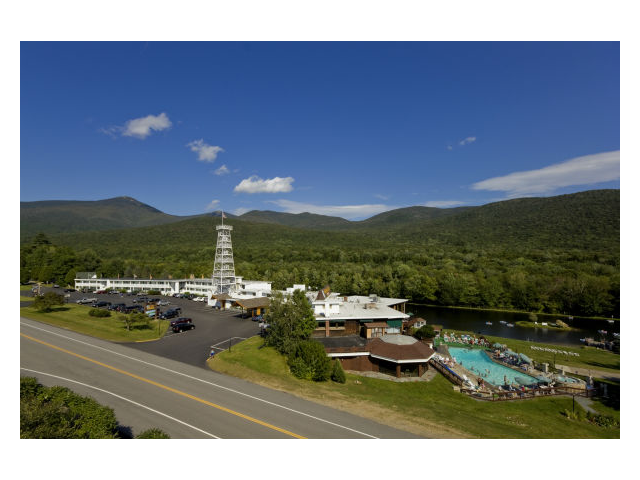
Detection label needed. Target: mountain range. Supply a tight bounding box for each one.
[21,190,620,252]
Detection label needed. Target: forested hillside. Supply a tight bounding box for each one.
[20,196,193,238]
[20,190,620,318]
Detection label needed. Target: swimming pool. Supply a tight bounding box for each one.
[448,347,539,386]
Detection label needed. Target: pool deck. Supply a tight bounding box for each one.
[440,344,579,391]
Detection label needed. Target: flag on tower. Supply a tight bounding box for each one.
[221,211,226,219]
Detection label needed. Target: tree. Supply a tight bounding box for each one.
[413,324,436,340]
[288,340,332,381]
[331,359,346,383]
[264,290,316,355]
[33,292,64,312]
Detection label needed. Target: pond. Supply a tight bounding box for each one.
[408,304,618,347]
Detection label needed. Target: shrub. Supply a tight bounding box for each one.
[20,377,119,438]
[331,360,346,383]
[413,324,435,340]
[89,308,111,318]
[288,340,332,382]
[136,428,171,439]
[587,412,619,428]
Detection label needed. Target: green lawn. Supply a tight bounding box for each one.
[208,336,619,439]
[20,304,169,342]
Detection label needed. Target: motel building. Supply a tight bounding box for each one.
[74,272,272,300]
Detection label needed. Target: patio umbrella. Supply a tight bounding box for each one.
[492,343,503,348]
[515,376,533,385]
[519,353,532,364]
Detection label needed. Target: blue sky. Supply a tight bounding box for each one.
[20,41,620,219]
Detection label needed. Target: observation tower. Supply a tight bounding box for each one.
[212,212,236,295]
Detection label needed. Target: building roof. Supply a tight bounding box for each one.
[367,338,435,363]
[212,293,233,300]
[233,297,270,309]
[346,295,408,306]
[317,302,409,321]
[316,334,435,364]
[364,322,389,328]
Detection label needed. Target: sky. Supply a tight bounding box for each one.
[20,41,620,219]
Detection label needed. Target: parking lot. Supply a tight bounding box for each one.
[25,288,263,369]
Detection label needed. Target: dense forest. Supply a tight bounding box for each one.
[20,190,620,318]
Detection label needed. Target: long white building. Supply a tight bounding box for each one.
[74,272,271,298]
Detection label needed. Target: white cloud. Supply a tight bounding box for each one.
[187,139,224,162]
[234,176,294,194]
[447,145,453,151]
[374,194,390,200]
[213,164,230,176]
[205,199,220,211]
[423,200,465,208]
[233,207,251,216]
[459,136,477,146]
[121,112,172,139]
[472,150,620,197]
[100,113,172,139]
[268,199,396,220]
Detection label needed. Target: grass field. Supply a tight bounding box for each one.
[208,336,619,439]
[20,303,169,342]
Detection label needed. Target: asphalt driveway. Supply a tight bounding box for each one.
[26,288,262,369]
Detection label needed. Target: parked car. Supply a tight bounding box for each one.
[157,300,170,306]
[172,322,195,333]
[170,317,192,327]
[251,315,264,322]
[91,301,111,308]
[159,309,179,319]
[76,297,98,304]
[53,284,60,288]
[64,288,76,292]
[108,303,125,311]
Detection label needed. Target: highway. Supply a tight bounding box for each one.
[20,317,421,439]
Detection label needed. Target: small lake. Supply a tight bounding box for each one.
[409,305,619,347]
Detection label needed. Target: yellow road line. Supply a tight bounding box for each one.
[20,332,306,439]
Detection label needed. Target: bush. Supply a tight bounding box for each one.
[413,324,435,340]
[89,308,111,318]
[331,360,346,383]
[288,340,332,382]
[147,290,161,295]
[587,412,619,428]
[20,377,119,438]
[136,428,171,439]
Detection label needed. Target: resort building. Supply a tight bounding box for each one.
[74,272,271,299]
[304,286,409,338]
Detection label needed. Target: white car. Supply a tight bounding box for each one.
[76,297,98,304]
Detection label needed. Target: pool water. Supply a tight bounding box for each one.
[448,347,539,386]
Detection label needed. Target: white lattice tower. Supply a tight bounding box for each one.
[212,214,236,295]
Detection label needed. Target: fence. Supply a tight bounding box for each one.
[460,385,596,401]
[430,359,596,401]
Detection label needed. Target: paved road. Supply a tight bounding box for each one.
[20,317,421,439]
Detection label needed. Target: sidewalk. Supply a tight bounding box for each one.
[555,364,620,382]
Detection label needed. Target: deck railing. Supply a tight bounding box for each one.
[430,360,597,401]
[460,385,597,401]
